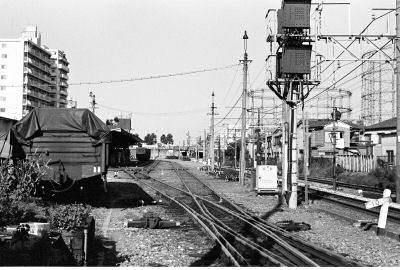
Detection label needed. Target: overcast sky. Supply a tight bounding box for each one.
[0,0,395,144]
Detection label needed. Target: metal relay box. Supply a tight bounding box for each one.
[281,0,311,29]
[256,165,279,194]
[281,45,312,74]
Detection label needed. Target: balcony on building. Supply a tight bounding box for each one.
[24,87,52,103]
[25,68,52,84]
[26,97,50,108]
[25,44,52,65]
[59,89,68,97]
[58,63,69,72]
[25,78,51,93]
[24,57,50,73]
[60,81,68,88]
[50,69,57,77]
[60,73,69,80]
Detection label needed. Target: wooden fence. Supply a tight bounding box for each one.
[336,155,377,173]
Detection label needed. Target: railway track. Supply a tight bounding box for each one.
[123,160,361,267]
[303,186,400,224]
[299,176,386,194]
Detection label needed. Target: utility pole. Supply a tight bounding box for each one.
[396,0,400,203]
[218,135,221,170]
[203,129,207,163]
[282,102,288,194]
[209,92,216,171]
[223,124,228,166]
[287,81,299,209]
[186,131,191,149]
[332,107,337,191]
[240,31,251,185]
[256,108,261,165]
[250,91,255,167]
[89,91,97,114]
[303,107,309,205]
[234,133,238,169]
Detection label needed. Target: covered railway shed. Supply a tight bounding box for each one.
[108,128,143,167]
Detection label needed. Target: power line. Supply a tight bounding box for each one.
[98,103,208,116]
[0,63,239,88]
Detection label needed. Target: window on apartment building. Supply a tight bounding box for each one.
[1,44,6,48]
[0,65,6,69]
[0,86,5,91]
[1,54,7,58]
[0,108,5,112]
[0,97,6,101]
[378,134,382,144]
[0,75,6,80]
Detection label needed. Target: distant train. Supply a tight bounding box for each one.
[136,147,151,161]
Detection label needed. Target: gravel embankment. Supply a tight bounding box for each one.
[181,160,400,267]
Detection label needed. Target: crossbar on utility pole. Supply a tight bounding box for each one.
[240,31,251,185]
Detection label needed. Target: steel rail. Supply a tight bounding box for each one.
[130,161,359,266]
[170,162,361,267]
[176,166,301,266]
[173,168,250,266]
[168,163,320,266]
[123,169,241,266]
[299,176,385,194]
[128,167,315,266]
[140,162,291,266]
[306,189,400,224]
[198,201,293,266]
[134,168,321,266]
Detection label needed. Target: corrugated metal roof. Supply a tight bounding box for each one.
[365,117,396,131]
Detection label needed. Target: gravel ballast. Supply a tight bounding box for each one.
[91,166,216,267]
[92,160,400,266]
[181,160,400,267]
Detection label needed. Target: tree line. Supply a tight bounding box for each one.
[143,133,174,145]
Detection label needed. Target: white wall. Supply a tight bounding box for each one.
[0,40,24,120]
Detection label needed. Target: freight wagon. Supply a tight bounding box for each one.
[10,108,111,193]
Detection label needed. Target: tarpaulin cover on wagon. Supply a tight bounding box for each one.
[0,116,19,159]
[11,108,111,145]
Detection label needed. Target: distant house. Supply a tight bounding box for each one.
[297,119,363,157]
[363,117,396,163]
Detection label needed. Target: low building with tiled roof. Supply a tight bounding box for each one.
[297,119,364,157]
[364,117,396,163]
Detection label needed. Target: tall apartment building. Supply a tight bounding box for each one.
[49,49,69,108]
[0,26,69,120]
